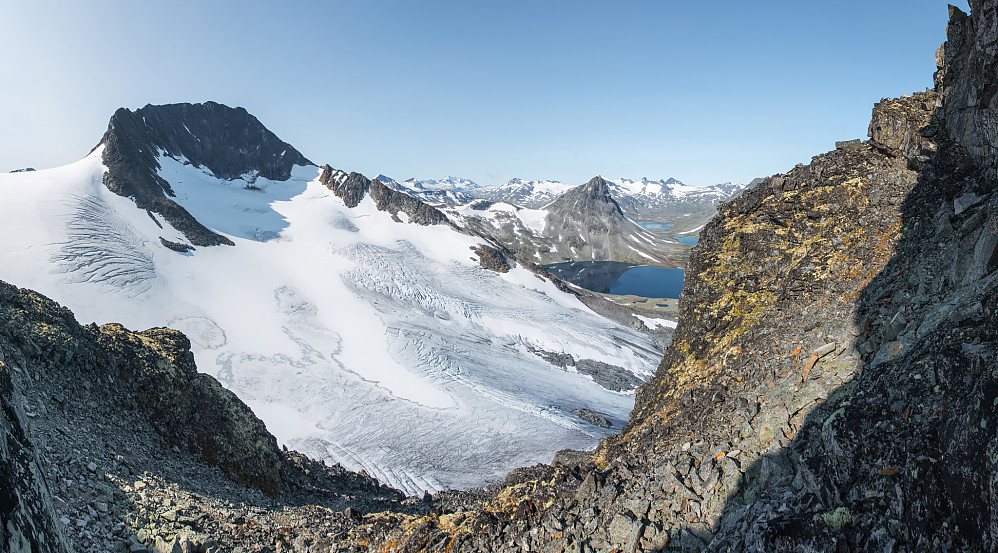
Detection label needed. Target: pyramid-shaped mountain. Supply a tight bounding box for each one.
[97,101,313,246]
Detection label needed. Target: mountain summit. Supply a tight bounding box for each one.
[551,176,625,219]
[97,101,313,246]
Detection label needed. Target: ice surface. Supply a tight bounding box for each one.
[0,152,661,495]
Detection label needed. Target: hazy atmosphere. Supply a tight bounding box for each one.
[0,0,969,185]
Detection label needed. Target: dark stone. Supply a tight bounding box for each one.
[572,408,612,428]
[0,361,71,552]
[471,245,511,273]
[835,139,862,150]
[159,237,194,253]
[574,359,643,392]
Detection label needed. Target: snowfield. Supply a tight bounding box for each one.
[0,151,662,495]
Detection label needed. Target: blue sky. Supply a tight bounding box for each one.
[0,0,969,186]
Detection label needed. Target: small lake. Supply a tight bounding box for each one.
[637,222,673,230]
[543,261,684,298]
[677,236,699,246]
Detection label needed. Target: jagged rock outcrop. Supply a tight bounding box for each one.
[318,166,452,226]
[98,101,312,246]
[936,3,998,178]
[471,245,513,273]
[97,324,286,497]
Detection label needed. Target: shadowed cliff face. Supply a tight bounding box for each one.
[1,362,71,553]
[936,2,998,180]
[98,101,313,247]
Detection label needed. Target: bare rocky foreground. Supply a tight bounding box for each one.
[4,2,998,552]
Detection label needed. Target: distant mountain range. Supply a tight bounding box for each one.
[377,173,751,223]
[446,177,688,266]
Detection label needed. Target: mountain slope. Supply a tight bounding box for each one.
[478,175,746,223]
[0,103,664,496]
[5,4,998,552]
[543,176,684,265]
[377,174,478,206]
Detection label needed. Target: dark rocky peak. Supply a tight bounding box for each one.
[549,176,625,219]
[580,175,612,197]
[103,102,312,181]
[97,102,313,248]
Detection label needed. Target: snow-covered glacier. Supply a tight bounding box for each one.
[0,150,662,494]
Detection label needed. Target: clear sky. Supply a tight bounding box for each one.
[0,0,970,187]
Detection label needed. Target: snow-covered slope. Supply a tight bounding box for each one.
[0,108,663,495]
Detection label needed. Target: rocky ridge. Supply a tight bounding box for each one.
[318,167,452,227]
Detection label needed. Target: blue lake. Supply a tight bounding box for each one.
[543,261,685,299]
[677,236,699,246]
[637,222,673,230]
